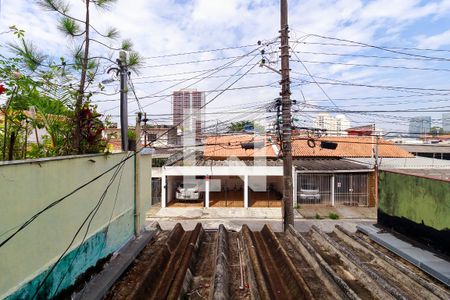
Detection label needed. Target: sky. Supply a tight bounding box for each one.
[2,0,450,135]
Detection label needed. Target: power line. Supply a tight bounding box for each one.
[295,80,450,93]
[102,50,261,113]
[139,51,277,69]
[293,34,450,62]
[141,43,259,60]
[131,64,254,80]
[293,59,450,72]
[293,41,450,54]
[0,48,266,250]
[292,50,355,122]
[31,155,130,299]
[128,75,144,113]
[294,50,450,62]
[128,71,274,85]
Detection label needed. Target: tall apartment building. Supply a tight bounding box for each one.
[313,113,351,136]
[172,89,205,144]
[443,113,450,133]
[409,116,431,135]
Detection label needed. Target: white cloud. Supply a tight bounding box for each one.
[0,0,449,132]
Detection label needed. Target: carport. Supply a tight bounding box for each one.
[248,176,283,207]
[160,159,283,208]
[166,175,205,207]
[209,176,244,207]
[294,159,373,206]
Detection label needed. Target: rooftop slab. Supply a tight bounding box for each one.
[357,224,450,287]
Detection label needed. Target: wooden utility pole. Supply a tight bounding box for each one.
[280,0,294,229]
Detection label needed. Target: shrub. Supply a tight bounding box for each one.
[329,212,340,220]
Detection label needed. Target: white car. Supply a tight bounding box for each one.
[299,184,321,202]
[176,183,200,200]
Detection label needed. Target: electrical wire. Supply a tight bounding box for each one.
[128,75,144,113]
[293,59,450,73]
[141,43,259,60]
[291,50,355,122]
[0,46,266,250]
[31,154,130,299]
[293,34,450,62]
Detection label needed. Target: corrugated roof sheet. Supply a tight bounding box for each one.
[349,156,450,169]
[291,137,413,158]
[294,158,370,171]
[399,144,450,153]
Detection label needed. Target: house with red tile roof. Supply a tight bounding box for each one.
[153,134,414,209]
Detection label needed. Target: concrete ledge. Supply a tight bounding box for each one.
[73,229,158,300]
[148,207,283,219]
[357,224,450,287]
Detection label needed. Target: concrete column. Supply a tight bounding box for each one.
[244,175,249,208]
[161,175,166,208]
[292,168,297,207]
[205,176,210,208]
[331,174,335,207]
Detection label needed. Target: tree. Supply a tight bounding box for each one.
[29,0,141,153]
[0,55,41,160]
[229,121,265,133]
[430,126,444,136]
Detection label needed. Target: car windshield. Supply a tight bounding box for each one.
[180,184,197,189]
[301,185,318,190]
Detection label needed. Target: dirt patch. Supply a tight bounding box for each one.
[187,232,217,299]
[228,232,251,299]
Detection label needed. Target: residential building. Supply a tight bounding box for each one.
[172,89,205,144]
[313,113,351,136]
[346,124,375,136]
[155,134,412,209]
[397,144,450,160]
[443,113,450,133]
[409,116,431,135]
[313,113,334,133]
[334,114,351,136]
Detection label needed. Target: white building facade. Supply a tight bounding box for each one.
[313,113,351,136]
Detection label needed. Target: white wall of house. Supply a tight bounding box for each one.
[161,166,284,208]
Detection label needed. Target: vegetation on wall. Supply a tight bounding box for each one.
[0,1,142,160]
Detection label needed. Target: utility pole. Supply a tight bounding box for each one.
[119,51,129,151]
[143,112,148,146]
[135,112,142,236]
[280,0,294,230]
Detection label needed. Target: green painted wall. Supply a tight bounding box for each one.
[0,153,150,299]
[378,171,450,231]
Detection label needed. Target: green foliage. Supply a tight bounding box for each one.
[9,25,25,39]
[121,39,133,51]
[37,0,70,13]
[127,51,142,73]
[430,126,444,136]
[153,158,168,167]
[78,104,106,154]
[328,212,340,220]
[128,129,136,141]
[7,39,47,71]
[105,27,120,39]
[229,120,265,133]
[315,213,321,219]
[58,17,81,36]
[95,0,118,10]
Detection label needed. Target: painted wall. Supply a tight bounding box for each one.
[378,171,450,255]
[0,153,149,299]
